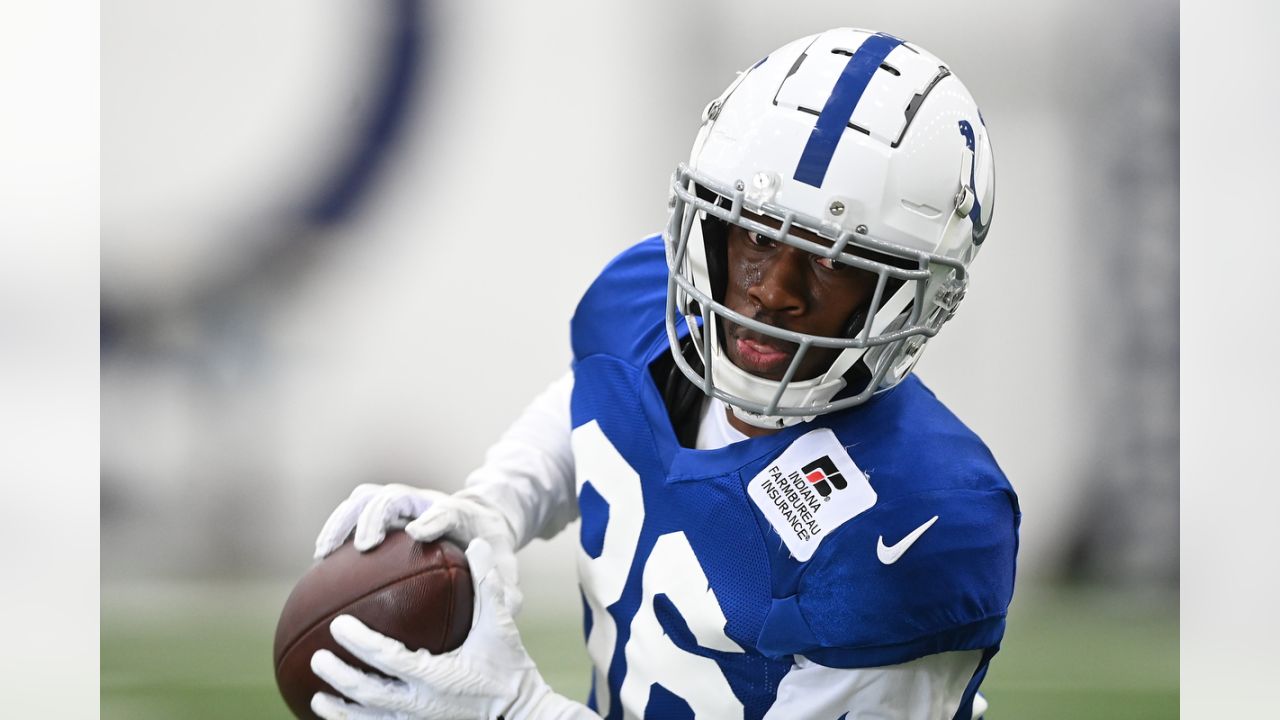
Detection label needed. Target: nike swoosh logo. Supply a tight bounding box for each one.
[876,515,940,565]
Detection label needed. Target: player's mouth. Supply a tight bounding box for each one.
[730,331,797,379]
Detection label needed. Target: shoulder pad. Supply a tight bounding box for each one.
[571,235,672,366]
[756,487,1019,667]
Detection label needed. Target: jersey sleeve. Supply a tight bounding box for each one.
[756,486,1019,668]
[456,371,579,549]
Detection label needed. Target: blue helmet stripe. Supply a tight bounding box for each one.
[793,33,903,188]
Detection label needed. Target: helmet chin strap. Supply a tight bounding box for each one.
[714,281,919,429]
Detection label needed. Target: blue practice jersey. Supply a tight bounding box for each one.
[568,236,1020,720]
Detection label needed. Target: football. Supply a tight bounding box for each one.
[272,531,473,719]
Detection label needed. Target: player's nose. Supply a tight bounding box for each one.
[750,247,808,316]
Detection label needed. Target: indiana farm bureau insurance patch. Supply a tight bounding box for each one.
[746,428,877,561]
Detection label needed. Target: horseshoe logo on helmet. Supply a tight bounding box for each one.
[958,120,992,246]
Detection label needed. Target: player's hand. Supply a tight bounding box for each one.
[309,539,596,720]
[314,483,520,603]
[313,483,522,611]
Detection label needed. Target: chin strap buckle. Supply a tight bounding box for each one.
[933,277,968,322]
[889,335,927,379]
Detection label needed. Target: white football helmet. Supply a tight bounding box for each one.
[664,27,995,429]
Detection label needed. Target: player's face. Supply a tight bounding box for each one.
[720,212,879,382]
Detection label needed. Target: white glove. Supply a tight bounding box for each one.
[972,691,988,718]
[313,483,521,606]
[309,539,596,720]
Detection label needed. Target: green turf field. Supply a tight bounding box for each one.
[101,581,1176,718]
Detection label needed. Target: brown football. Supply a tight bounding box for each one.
[272,531,473,719]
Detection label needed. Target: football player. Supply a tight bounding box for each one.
[308,27,1018,720]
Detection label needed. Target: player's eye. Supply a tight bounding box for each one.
[746,230,777,249]
[814,255,842,271]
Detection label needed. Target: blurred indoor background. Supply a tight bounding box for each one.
[101,0,1178,717]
